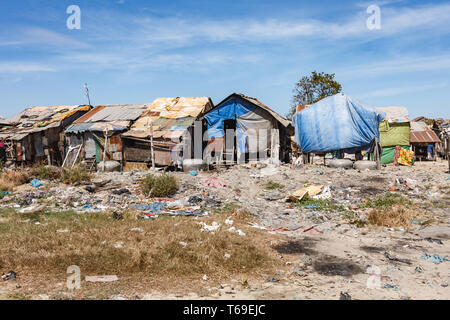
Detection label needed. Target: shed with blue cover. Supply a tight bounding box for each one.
[203,93,292,164]
[292,93,385,153]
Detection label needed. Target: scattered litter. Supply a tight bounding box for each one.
[203,177,226,188]
[384,252,411,265]
[1,270,17,281]
[57,229,69,233]
[189,170,198,176]
[199,221,221,232]
[340,292,351,300]
[129,227,143,232]
[114,241,124,249]
[85,275,118,283]
[265,278,280,283]
[18,205,46,214]
[424,237,443,245]
[421,253,450,264]
[202,275,208,281]
[224,253,231,259]
[30,179,43,188]
[179,241,188,248]
[225,218,234,225]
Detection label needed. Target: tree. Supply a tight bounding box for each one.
[287,71,342,119]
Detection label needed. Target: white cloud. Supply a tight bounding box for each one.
[0,62,55,73]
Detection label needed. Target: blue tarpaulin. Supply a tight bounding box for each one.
[292,94,385,153]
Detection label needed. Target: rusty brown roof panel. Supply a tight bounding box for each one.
[410,130,441,143]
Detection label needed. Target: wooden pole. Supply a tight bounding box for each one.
[150,123,155,170]
[447,136,450,173]
[103,128,108,172]
[375,137,381,170]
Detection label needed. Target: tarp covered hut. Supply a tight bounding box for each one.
[64,104,149,167]
[292,93,385,153]
[121,97,214,168]
[0,105,91,165]
[375,106,411,164]
[202,93,292,164]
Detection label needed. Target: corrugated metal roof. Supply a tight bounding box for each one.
[123,97,214,139]
[410,121,441,143]
[1,105,91,140]
[212,93,291,128]
[81,104,150,123]
[410,130,441,143]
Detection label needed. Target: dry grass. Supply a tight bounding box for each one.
[366,205,426,228]
[61,164,91,185]
[0,206,281,294]
[0,170,33,192]
[141,174,178,197]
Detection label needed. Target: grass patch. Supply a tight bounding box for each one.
[62,164,91,185]
[366,205,423,228]
[33,165,62,181]
[359,192,410,210]
[0,170,33,192]
[264,181,284,190]
[0,207,279,289]
[141,174,178,197]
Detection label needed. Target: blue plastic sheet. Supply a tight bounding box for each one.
[293,94,385,153]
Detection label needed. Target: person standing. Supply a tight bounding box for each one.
[0,141,7,164]
[427,144,434,161]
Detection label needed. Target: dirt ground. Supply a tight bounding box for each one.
[0,159,449,300]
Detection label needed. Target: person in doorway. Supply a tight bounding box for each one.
[427,144,434,161]
[0,141,7,164]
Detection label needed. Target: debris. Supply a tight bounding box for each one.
[423,237,443,245]
[179,241,188,248]
[384,252,411,265]
[130,227,143,232]
[189,170,198,176]
[199,221,221,232]
[421,253,450,264]
[85,275,118,283]
[114,241,124,248]
[188,195,203,205]
[203,177,226,188]
[1,270,17,281]
[18,205,46,214]
[30,178,43,188]
[112,211,123,220]
[224,253,231,259]
[57,229,69,233]
[340,292,351,300]
[265,278,280,282]
[112,188,131,195]
[202,275,208,281]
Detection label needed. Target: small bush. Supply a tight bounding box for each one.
[360,192,410,210]
[62,164,91,185]
[141,174,178,197]
[33,165,62,181]
[264,181,284,190]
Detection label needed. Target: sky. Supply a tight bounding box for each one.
[0,0,449,119]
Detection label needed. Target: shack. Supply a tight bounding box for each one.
[410,120,441,161]
[121,97,214,169]
[293,93,385,155]
[64,104,149,168]
[202,93,292,165]
[0,105,91,166]
[376,106,411,164]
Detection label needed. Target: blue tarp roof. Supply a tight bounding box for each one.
[293,93,386,153]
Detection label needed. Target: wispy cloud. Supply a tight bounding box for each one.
[360,82,448,98]
[0,62,55,73]
[338,55,450,78]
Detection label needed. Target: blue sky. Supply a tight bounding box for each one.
[0,0,449,119]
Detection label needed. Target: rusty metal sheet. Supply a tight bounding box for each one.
[410,130,441,143]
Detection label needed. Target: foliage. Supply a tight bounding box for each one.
[141,174,178,197]
[288,71,342,118]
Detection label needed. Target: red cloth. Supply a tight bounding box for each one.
[0,142,5,148]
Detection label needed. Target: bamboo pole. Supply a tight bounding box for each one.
[150,123,155,170]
